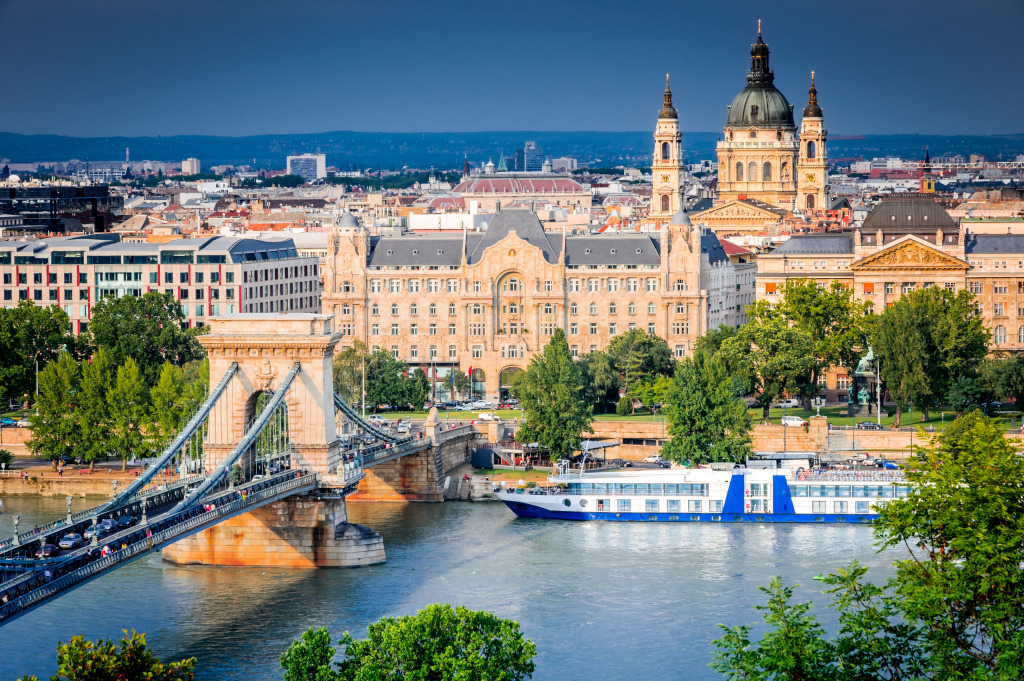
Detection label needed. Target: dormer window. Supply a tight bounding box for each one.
[386,249,393,255]
[585,249,591,254]
[610,249,617,255]
[412,249,419,255]
[437,249,444,254]
[636,248,642,254]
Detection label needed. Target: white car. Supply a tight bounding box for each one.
[780,415,808,427]
[396,420,410,434]
[469,400,493,409]
[643,454,663,464]
[775,398,801,409]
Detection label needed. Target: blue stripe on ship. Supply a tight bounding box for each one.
[501,500,878,524]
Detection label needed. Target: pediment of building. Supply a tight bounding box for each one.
[851,236,967,271]
[694,201,782,221]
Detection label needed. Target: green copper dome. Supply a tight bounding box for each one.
[725,30,795,129]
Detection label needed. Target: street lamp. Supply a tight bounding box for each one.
[12,515,20,546]
[65,495,73,524]
[111,479,118,499]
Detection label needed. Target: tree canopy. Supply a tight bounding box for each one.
[663,351,752,464]
[87,291,204,384]
[711,415,1024,680]
[511,328,593,460]
[0,301,77,402]
[280,605,536,681]
[19,630,195,681]
[872,286,988,425]
[720,301,816,420]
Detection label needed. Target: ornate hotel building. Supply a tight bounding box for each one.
[320,87,756,401]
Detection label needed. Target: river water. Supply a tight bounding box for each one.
[0,495,898,680]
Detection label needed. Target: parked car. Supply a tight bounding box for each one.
[438,401,456,410]
[16,418,29,427]
[34,543,59,559]
[643,454,663,464]
[774,398,801,409]
[780,415,808,427]
[0,417,15,426]
[881,460,900,470]
[57,533,83,550]
[856,421,883,430]
[455,403,474,411]
[468,400,493,409]
[618,459,634,468]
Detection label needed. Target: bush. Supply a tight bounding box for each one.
[0,449,13,468]
[616,396,632,416]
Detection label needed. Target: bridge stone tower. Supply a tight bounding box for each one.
[200,314,342,479]
[163,314,384,568]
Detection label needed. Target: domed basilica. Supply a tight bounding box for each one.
[713,23,827,213]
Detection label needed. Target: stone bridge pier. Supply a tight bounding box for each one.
[163,314,384,568]
[350,413,481,502]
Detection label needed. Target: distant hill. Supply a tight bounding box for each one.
[1,130,1022,169]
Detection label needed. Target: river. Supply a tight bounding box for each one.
[0,495,898,680]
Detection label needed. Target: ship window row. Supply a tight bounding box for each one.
[568,482,708,496]
[596,499,725,513]
[789,484,912,498]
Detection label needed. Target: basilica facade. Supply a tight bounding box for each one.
[700,26,827,228]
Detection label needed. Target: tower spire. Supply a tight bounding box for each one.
[659,73,677,119]
[803,70,822,117]
[758,18,761,35]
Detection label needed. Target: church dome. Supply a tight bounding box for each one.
[725,27,795,129]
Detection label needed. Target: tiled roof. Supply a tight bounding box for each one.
[966,235,1024,255]
[453,175,586,194]
[564,235,660,266]
[862,195,956,230]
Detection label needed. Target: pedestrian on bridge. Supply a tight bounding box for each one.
[44,569,52,582]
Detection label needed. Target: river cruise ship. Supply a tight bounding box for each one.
[496,465,911,523]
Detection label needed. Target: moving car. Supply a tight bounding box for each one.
[469,400,493,409]
[856,421,883,430]
[115,515,136,530]
[83,524,107,541]
[642,454,663,464]
[57,533,83,550]
[396,420,410,434]
[99,518,117,533]
[34,543,59,559]
[780,415,808,427]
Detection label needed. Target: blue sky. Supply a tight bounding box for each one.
[0,0,1020,136]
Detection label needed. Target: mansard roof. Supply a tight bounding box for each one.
[966,234,1024,255]
[563,234,661,266]
[861,194,956,232]
[771,234,855,255]
[467,208,557,264]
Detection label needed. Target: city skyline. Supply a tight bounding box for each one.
[1,0,1021,138]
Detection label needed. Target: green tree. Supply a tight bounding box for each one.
[179,358,209,417]
[408,368,430,408]
[720,302,816,421]
[663,352,752,464]
[0,301,76,404]
[873,287,988,426]
[87,292,204,384]
[711,415,1024,680]
[578,350,618,411]
[778,279,870,402]
[26,352,82,466]
[510,328,593,460]
[332,341,368,404]
[150,362,188,444]
[280,626,338,681]
[607,329,674,403]
[108,357,152,471]
[336,604,536,681]
[945,375,981,418]
[76,348,114,472]
[440,368,470,400]
[18,629,195,681]
[636,374,672,411]
[363,350,409,411]
[978,356,1024,407]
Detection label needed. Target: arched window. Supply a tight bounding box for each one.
[609,302,617,315]
[748,162,758,182]
[661,195,670,213]
[509,302,519,314]
[371,303,379,315]
[628,302,636,315]
[410,303,418,316]
[589,302,598,315]
[805,194,815,211]
[995,325,1007,344]
[543,303,553,314]
[781,162,790,181]
[661,142,670,160]
[762,162,772,181]
[471,303,482,315]
[570,303,578,315]
[391,303,398,316]
[1018,326,1024,343]
[807,141,816,159]
[428,303,436,315]
[735,162,743,182]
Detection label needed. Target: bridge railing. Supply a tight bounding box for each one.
[0,471,318,623]
[0,475,205,553]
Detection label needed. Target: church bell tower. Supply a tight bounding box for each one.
[651,75,684,222]
[797,71,828,214]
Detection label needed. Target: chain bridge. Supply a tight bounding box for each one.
[0,314,478,626]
